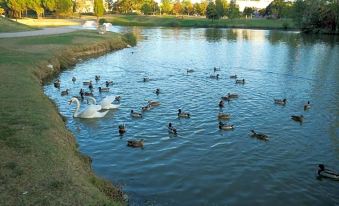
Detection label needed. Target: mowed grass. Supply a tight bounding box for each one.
[0,31,132,205]
[0,17,36,32]
[17,18,83,28]
[103,15,297,30]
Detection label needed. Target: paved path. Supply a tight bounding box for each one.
[0,26,81,38]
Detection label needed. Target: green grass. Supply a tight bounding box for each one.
[0,16,36,32]
[103,15,297,30]
[0,31,133,205]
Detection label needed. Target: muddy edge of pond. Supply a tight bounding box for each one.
[36,33,135,204]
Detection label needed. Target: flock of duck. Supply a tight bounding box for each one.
[53,68,338,180]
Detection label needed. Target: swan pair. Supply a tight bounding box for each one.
[69,96,120,118]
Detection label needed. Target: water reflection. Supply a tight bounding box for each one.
[205,28,223,42]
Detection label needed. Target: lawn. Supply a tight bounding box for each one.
[101,15,297,30]
[0,16,36,32]
[0,29,135,205]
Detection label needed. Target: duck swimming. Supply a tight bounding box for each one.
[219,100,224,108]
[118,124,126,135]
[227,93,239,99]
[304,101,311,111]
[187,69,194,73]
[230,75,237,79]
[291,115,304,123]
[105,81,113,87]
[210,74,220,79]
[61,89,69,96]
[84,92,93,97]
[219,122,234,130]
[213,67,221,72]
[88,82,93,91]
[274,98,287,105]
[178,109,190,118]
[95,75,100,81]
[83,80,92,85]
[131,110,142,118]
[218,113,230,120]
[236,79,245,84]
[155,88,160,95]
[72,77,76,83]
[250,130,269,141]
[168,123,177,134]
[147,100,160,107]
[54,80,60,88]
[141,105,152,112]
[221,96,231,101]
[127,139,144,148]
[317,164,339,180]
[98,87,109,92]
[143,77,150,82]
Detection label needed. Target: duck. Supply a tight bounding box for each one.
[105,81,113,87]
[304,101,311,111]
[131,110,142,118]
[72,77,76,83]
[79,89,84,99]
[141,105,152,112]
[118,124,126,135]
[236,79,245,84]
[84,92,93,97]
[54,80,60,88]
[218,113,231,120]
[219,122,234,130]
[155,88,160,95]
[127,139,144,148]
[187,69,194,73]
[95,75,100,81]
[317,164,339,180]
[250,130,269,141]
[168,123,177,134]
[143,77,150,82]
[83,80,92,85]
[227,93,239,99]
[213,67,221,72]
[221,96,231,101]
[178,109,190,118]
[98,87,109,92]
[210,74,220,79]
[147,100,160,107]
[61,89,69,96]
[291,115,304,123]
[219,100,224,108]
[274,98,287,105]
[114,96,121,103]
[230,75,237,79]
[88,82,93,91]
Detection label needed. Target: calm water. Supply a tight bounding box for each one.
[44,27,339,205]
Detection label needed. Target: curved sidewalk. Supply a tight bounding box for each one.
[0,27,81,38]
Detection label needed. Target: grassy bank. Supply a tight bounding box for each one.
[0,30,135,205]
[101,15,297,30]
[0,17,36,32]
[17,18,83,28]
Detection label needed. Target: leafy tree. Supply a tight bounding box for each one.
[161,0,172,14]
[27,0,44,18]
[172,0,181,15]
[6,0,26,18]
[55,0,73,16]
[215,0,227,18]
[94,0,104,24]
[225,1,239,19]
[0,6,4,15]
[199,0,208,16]
[243,7,254,18]
[42,0,56,12]
[206,1,218,20]
[181,0,193,15]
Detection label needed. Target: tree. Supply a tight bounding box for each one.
[42,0,56,12]
[215,0,227,18]
[27,0,44,18]
[206,1,218,20]
[161,0,172,14]
[225,1,239,19]
[0,6,4,15]
[243,7,254,18]
[172,0,181,15]
[94,0,104,23]
[6,0,26,18]
[55,0,73,16]
[199,0,208,16]
[181,0,193,15]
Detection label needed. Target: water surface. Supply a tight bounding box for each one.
[44,27,339,205]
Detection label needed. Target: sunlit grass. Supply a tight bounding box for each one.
[0,17,35,32]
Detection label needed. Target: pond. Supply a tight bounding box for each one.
[44,27,338,205]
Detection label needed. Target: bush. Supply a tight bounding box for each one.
[99,18,107,24]
[123,33,137,46]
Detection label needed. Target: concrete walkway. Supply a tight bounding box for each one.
[0,26,81,38]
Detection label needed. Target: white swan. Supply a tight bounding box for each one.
[87,96,120,110]
[68,97,108,118]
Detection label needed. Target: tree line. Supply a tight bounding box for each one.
[0,0,338,34]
